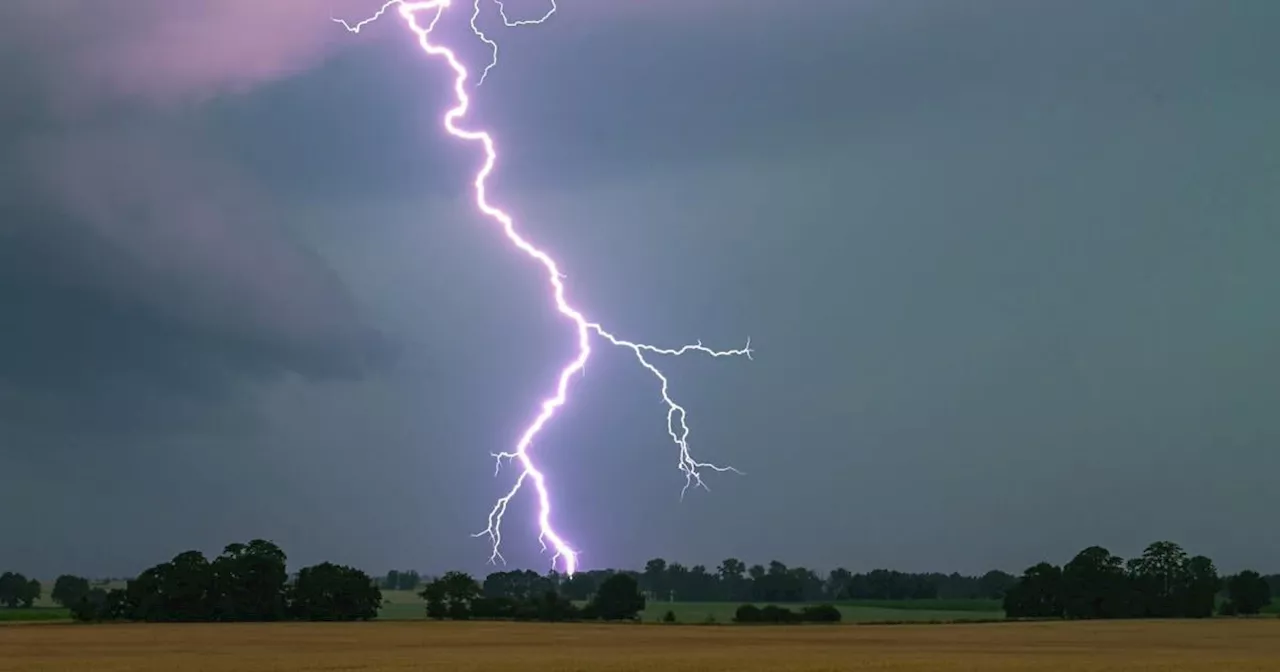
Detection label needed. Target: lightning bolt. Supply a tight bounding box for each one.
[335,0,751,576]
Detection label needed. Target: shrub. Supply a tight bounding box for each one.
[733,604,761,623]
[800,603,842,623]
[758,604,799,624]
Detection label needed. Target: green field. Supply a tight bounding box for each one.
[373,590,1005,622]
[836,598,1003,612]
[0,607,71,622]
[638,601,1005,624]
[12,583,1272,623]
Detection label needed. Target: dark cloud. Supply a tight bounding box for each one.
[0,0,392,437]
[2,0,1279,579]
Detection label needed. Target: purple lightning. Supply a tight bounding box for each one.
[335,0,751,576]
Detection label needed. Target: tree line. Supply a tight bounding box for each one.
[414,569,844,624]
[6,538,1275,624]
[437,558,1019,605]
[381,570,422,592]
[1004,541,1274,619]
[28,539,383,622]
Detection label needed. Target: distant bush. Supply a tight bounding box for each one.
[800,604,842,623]
[733,604,762,623]
[759,604,800,623]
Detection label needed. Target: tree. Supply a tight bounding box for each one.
[51,575,92,607]
[560,571,598,601]
[825,568,852,600]
[381,570,422,591]
[1181,555,1219,618]
[420,578,449,620]
[290,562,382,621]
[166,550,215,621]
[210,540,288,621]
[24,578,41,608]
[717,558,747,601]
[977,570,1017,600]
[419,572,481,620]
[1224,570,1272,616]
[397,570,421,591]
[442,571,481,620]
[590,572,645,621]
[1128,541,1190,618]
[528,590,579,622]
[69,588,127,622]
[1003,562,1064,618]
[1062,546,1128,619]
[0,572,40,608]
[482,570,552,602]
[641,558,667,600]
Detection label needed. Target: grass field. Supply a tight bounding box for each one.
[376,590,1006,622]
[0,608,70,623]
[2,619,1278,671]
[15,582,1277,622]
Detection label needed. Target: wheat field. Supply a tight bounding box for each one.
[2,619,1277,671]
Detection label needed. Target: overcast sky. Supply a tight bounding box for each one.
[2,0,1277,579]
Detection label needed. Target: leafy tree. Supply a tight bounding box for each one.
[590,572,645,621]
[397,570,421,591]
[419,572,482,620]
[1062,546,1128,619]
[381,570,422,591]
[1003,562,1064,618]
[24,578,41,608]
[1181,555,1219,618]
[290,562,382,621]
[51,575,92,607]
[442,571,481,619]
[1128,541,1190,618]
[560,571,598,601]
[69,588,128,622]
[1265,574,1280,599]
[717,558,747,601]
[977,570,1017,600]
[528,590,578,622]
[420,578,449,620]
[641,558,668,600]
[1224,570,1272,615]
[171,551,215,621]
[825,568,852,600]
[0,572,40,608]
[483,569,553,602]
[210,540,288,621]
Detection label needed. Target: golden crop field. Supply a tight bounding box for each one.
[2,619,1277,671]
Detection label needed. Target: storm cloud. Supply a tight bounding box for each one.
[2,0,1278,579]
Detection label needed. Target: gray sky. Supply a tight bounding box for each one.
[2,0,1277,579]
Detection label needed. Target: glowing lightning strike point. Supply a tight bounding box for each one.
[335,0,751,577]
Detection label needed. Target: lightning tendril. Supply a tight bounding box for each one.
[335,0,751,576]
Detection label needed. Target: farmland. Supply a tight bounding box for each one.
[2,619,1278,671]
[374,590,1006,622]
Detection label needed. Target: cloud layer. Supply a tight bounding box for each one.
[0,0,390,434]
